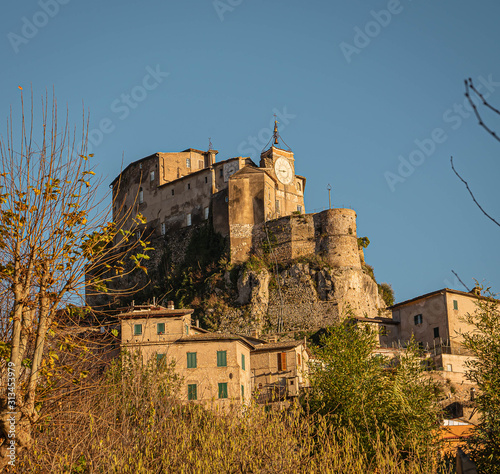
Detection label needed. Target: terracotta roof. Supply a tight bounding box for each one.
[252,340,304,352]
[355,316,400,325]
[173,333,254,349]
[388,288,495,310]
[117,305,194,319]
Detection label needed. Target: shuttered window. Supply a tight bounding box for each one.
[241,354,245,371]
[134,324,142,336]
[277,352,287,371]
[217,351,227,367]
[241,384,244,399]
[157,323,165,334]
[218,382,228,399]
[187,352,197,369]
[188,384,197,400]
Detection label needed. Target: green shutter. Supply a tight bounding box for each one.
[453,300,458,310]
[188,384,197,400]
[217,351,227,367]
[241,354,245,371]
[156,354,165,367]
[241,384,244,398]
[157,322,165,334]
[218,382,228,399]
[134,324,142,336]
[187,352,197,368]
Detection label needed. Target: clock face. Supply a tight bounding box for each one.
[274,157,293,185]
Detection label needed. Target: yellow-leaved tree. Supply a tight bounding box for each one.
[0,90,151,469]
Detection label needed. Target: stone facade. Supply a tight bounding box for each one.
[118,303,309,407]
[388,288,486,351]
[111,140,305,256]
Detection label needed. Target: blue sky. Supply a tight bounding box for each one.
[1,0,499,303]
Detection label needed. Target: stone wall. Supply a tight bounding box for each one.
[251,208,361,270]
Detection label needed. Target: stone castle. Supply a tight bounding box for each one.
[105,123,387,327]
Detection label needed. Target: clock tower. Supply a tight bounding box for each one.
[259,121,296,182]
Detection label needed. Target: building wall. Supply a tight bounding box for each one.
[239,209,362,269]
[390,290,482,350]
[444,293,478,349]
[123,339,252,406]
[251,345,309,398]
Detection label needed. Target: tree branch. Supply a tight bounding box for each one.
[450,156,500,227]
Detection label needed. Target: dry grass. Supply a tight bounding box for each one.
[10,357,452,474]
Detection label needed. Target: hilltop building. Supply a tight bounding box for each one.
[111,122,306,263]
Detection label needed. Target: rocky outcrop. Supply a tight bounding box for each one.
[215,261,388,335]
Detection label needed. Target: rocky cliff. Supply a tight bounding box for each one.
[87,210,390,336]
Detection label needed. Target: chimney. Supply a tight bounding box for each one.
[250,328,261,339]
[196,319,200,328]
[167,300,175,310]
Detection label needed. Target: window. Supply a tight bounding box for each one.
[139,163,142,170]
[218,382,228,399]
[275,200,280,212]
[186,158,191,168]
[241,384,244,398]
[134,324,142,336]
[446,364,453,372]
[205,176,208,184]
[185,324,189,335]
[171,189,175,196]
[161,222,166,235]
[187,183,191,190]
[198,160,204,169]
[453,300,458,310]
[135,231,141,241]
[434,327,440,338]
[297,205,302,213]
[217,351,227,367]
[297,353,301,366]
[157,322,165,335]
[156,353,165,366]
[296,182,301,191]
[150,171,155,182]
[204,207,209,220]
[241,354,245,371]
[186,213,192,226]
[139,187,143,204]
[187,384,197,400]
[187,352,197,368]
[277,352,287,371]
[258,383,262,390]
[219,169,223,177]
[414,314,423,325]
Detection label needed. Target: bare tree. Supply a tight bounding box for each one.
[0,90,150,469]
[450,78,500,228]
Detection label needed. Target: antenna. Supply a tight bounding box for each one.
[327,184,332,209]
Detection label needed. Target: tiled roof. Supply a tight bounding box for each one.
[388,288,495,310]
[252,340,304,352]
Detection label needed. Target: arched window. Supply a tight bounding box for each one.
[139,187,143,204]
